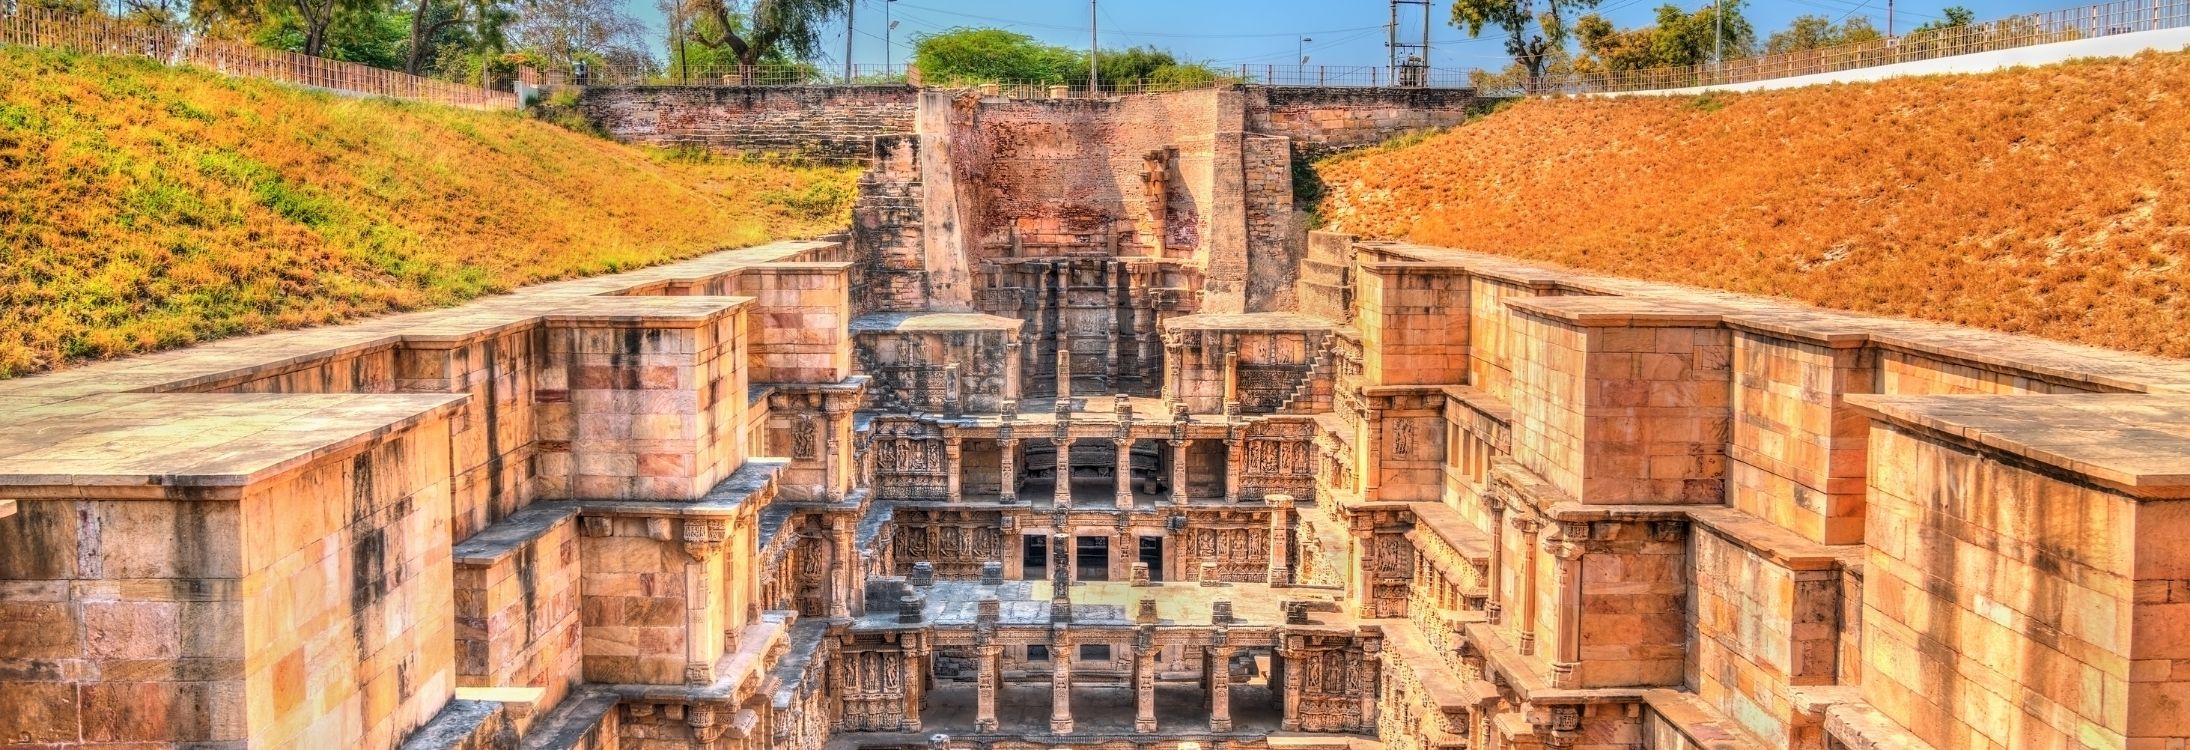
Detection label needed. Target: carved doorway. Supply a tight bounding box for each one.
[1075,536,1110,581]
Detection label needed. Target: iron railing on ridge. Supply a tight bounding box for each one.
[0,7,518,109]
[1544,0,2190,94]
[536,61,1475,95]
[532,63,910,87]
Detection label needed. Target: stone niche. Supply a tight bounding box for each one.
[851,312,1023,414]
[1163,312,1336,415]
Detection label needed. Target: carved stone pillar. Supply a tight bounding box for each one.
[945,434,964,503]
[1267,494,1293,585]
[1484,490,1507,625]
[1051,531,1073,621]
[1170,439,1191,505]
[823,407,844,503]
[1115,395,1135,510]
[1050,627,1075,734]
[1278,642,1303,732]
[1208,634,1234,732]
[975,599,1002,731]
[1005,338,1023,402]
[1513,516,1542,656]
[1546,521,1588,689]
[1054,401,1074,508]
[1056,345,1073,402]
[1224,438,1243,502]
[682,519,726,686]
[1000,405,1020,505]
[1223,349,1240,405]
[833,517,856,618]
[902,638,927,731]
[1134,628,1158,733]
[944,361,964,417]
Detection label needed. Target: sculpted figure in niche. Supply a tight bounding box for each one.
[1391,421,1413,458]
[794,414,818,460]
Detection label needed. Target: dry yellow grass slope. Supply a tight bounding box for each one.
[0,46,857,378]
[1318,50,2190,358]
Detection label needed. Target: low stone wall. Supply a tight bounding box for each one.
[574,86,917,163]
[1246,86,1482,156]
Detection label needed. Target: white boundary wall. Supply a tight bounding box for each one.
[1610,26,2190,96]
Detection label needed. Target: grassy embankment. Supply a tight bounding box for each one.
[0,46,859,378]
[1319,50,2190,358]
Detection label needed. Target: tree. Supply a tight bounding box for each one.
[1573,1,1753,74]
[678,0,841,82]
[1765,14,1880,55]
[910,27,1079,84]
[507,0,650,70]
[1912,5,1977,34]
[199,0,378,56]
[403,0,513,75]
[1449,0,1600,91]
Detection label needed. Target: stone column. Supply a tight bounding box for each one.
[1115,395,1135,510]
[1224,438,1244,502]
[1279,642,1303,731]
[902,638,927,731]
[1051,531,1074,620]
[1513,516,1541,656]
[1547,521,1587,689]
[833,517,857,618]
[1005,338,1023,403]
[976,598,1002,731]
[1135,628,1158,733]
[1267,494,1293,585]
[1056,345,1073,402]
[1208,631,1234,732]
[1170,439,1191,505]
[999,405,1020,505]
[1050,627,1075,734]
[823,405,845,502]
[1223,349,1240,405]
[682,520,726,686]
[944,360,964,417]
[945,434,964,503]
[1483,490,1507,625]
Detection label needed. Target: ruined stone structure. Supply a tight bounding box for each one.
[4,84,2187,750]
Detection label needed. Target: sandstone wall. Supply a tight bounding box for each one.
[1245,87,1481,157]
[575,86,917,162]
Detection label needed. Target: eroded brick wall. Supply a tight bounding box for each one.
[576,86,917,163]
[1246,87,1481,157]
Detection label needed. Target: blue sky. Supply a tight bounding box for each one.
[629,0,2073,69]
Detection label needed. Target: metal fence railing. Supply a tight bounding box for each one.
[533,63,910,87]
[0,7,518,109]
[1237,64,1476,89]
[1548,0,2190,94]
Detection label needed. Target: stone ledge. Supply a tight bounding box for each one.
[1505,296,1730,328]
[453,503,583,567]
[1640,689,1771,750]
[537,296,754,328]
[400,697,520,750]
[517,690,619,750]
[1407,502,1492,563]
[851,311,1026,334]
[1823,701,1939,750]
[563,458,788,517]
[1685,506,1863,572]
[1164,312,1338,332]
[1848,393,2190,499]
[0,392,465,499]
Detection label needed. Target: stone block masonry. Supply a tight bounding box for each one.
[576,86,918,163]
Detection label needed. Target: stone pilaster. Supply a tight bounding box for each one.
[1267,494,1293,585]
[1546,521,1587,689]
[1513,515,1541,656]
[1054,404,1073,508]
[1224,437,1243,502]
[945,433,964,503]
[1051,531,1073,621]
[1483,488,1507,625]
[1115,395,1135,510]
[683,519,727,686]
[1208,629,1234,732]
[976,597,1002,732]
[999,404,1019,504]
[1056,346,1073,402]
[944,360,964,417]
[1280,641,1303,731]
[1134,627,1158,733]
[1050,626,1075,734]
[833,517,857,618]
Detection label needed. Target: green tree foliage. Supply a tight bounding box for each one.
[1764,14,1881,55]
[402,0,514,75]
[676,0,841,81]
[1574,1,1754,73]
[909,27,1223,87]
[1912,6,1977,34]
[1448,0,1601,90]
[198,0,373,56]
[251,4,410,66]
[506,0,652,70]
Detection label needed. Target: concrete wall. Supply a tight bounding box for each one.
[575,86,917,162]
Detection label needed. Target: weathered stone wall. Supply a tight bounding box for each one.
[1728,332,1872,546]
[1245,87,1481,157]
[1243,133,1298,311]
[575,86,917,162]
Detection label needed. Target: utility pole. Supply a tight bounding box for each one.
[1387,1,1399,74]
[1089,0,1099,94]
[1299,36,1312,65]
[886,0,898,72]
[1713,0,1723,65]
[845,0,856,83]
[1887,0,1895,36]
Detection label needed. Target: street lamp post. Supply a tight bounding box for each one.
[1299,36,1313,65]
[886,0,898,73]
